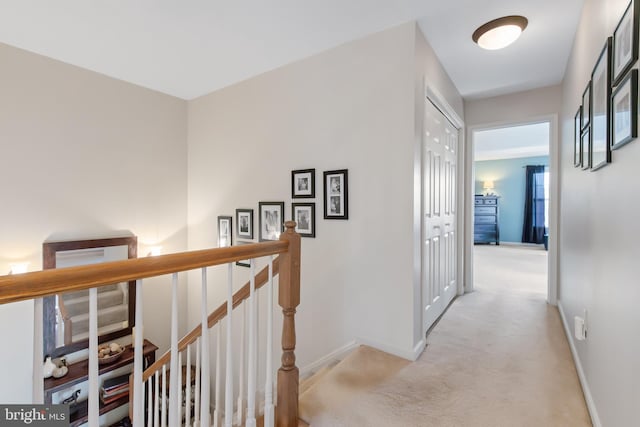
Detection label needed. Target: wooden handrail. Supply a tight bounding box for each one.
[142,257,280,382]
[0,241,288,305]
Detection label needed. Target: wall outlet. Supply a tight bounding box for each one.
[574,315,586,341]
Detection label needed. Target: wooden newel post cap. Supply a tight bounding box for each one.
[284,221,297,233]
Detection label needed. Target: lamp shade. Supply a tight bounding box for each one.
[483,180,495,190]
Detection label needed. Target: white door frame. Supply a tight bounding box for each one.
[463,114,559,305]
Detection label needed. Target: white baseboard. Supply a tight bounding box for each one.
[557,300,601,427]
[299,340,358,377]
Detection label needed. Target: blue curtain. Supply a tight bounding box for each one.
[522,165,546,244]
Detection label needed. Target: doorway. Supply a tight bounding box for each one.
[469,121,554,300]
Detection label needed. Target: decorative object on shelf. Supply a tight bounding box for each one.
[235,209,254,240]
[581,128,591,170]
[61,389,81,405]
[612,69,638,149]
[612,0,639,85]
[581,81,591,131]
[53,365,68,378]
[217,216,232,248]
[258,202,285,241]
[590,37,612,171]
[323,169,349,220]
[292,203,316,238]
[574,107,582,167]
[291,168,315,198]
[43,355,56,378]
[98,342,125,365]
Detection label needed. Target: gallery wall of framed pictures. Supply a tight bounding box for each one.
[215,167,350,267]
[575,0,639,171]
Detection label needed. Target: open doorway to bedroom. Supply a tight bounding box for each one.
[472,121,550,298]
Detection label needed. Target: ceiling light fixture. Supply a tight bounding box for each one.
[472,15,528,50]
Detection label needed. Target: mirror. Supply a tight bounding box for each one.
[43,236,137,358]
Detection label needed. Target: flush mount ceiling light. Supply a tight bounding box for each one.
[472,15,528,50]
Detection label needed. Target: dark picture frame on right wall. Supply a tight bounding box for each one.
[590,37,612,171]
[323,169,349,220]
[612,69,638,149]
[612,0,639,86]
[574,107,582,167]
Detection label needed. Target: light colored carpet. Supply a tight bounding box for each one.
[304,245,591,426]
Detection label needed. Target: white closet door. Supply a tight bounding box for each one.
[422,99,458,333]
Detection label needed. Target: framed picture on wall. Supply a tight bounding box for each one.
[323,169,349,220]
[590,37,612,171]
[217,216,232,248]
[574,107,582,167]
[612,0,639,85]
[581,81,591,130]
[612,69,638,149]
[236,209,254,240]
[292,203,315,238]
[291,169,315,198]
[259,202,284,241]
[235,241,250,267]
[581,128,591,170]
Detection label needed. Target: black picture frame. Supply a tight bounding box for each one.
[291,169,315,198]
[258,202,285,241]
[581,128,591,170]
[217,215,233,247]
[581,81,591,130]
[323,169,349,220]
[612,0,639,86]
[590,38,612,171]
[292,203,316,238]
[574,107,582,167]
[236,209,254,240]
[612,68,638,149]
[235,241,250,267]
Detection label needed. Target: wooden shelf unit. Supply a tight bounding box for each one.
[44,339,157,426]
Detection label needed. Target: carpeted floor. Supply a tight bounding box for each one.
[304,244,591,426]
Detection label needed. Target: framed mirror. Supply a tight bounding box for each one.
[43,236,137,358]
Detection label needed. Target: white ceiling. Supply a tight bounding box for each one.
[0,0,584,100]
[474,122,550,161]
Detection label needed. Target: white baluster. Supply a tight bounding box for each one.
[236,304,246,426]
[134,280,145,426]
[169,273,180,427]
[186,344,192,427]
[247,259,257,427]
[32,297,44,404]
[161,364,167,427]
[148,378,153,427]
[178,352,183,426]
[88,288,99,427]
[224,263,233,427]
[154,370,160,427]
[213,324,221,427]
[264,256,274,427]
[194,339,201,427]
[200,268,211,427]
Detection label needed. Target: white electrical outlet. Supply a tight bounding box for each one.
[574,315,586,341]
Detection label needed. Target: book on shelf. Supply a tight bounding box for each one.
[102,373,130,392]
[100,388,129,405]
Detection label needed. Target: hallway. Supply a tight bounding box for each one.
[307,245,590,426]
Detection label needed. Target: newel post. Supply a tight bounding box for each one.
[276,221,301,427]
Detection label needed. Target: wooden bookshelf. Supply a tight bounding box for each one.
[43,339,157,426]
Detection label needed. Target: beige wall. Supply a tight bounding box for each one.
[187,22,462,364]
[464,84,562,128]
[0,43,188,403]
[559,0,640,425]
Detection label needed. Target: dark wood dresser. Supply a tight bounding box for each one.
[474,195,500,245]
